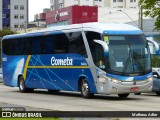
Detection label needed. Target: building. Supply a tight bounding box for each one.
[0,0,2,30]
[50,0,139,11]
[0,0,28,31]
[34,13,46,27]
[46,6,98,27]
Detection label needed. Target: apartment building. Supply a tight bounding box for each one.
[0,0,2,30]
[0,0,28,31]
[50,0,139,11]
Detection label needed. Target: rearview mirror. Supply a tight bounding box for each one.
[147,39,159,55]
[153,74,158,78]
[94,40,109,56]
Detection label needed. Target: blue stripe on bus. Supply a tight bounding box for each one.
[103,30,143,35]
[106,72,152,81]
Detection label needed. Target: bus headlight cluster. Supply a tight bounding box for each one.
[147,77,153,82]
[111,78,120,83]
[99,78,106,83]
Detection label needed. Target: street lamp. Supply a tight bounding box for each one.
[117,10,139,28]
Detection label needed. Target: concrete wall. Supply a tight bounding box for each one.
[51,0,139,9]
[10,0,28,31]
[126,0,138,9]
[0,0,2,30]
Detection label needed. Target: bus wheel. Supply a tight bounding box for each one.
[18,76,33,93]
[118,93,129,98]
[81,79,94,99]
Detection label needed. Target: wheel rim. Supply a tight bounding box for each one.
[82,80,89,96]
[19,79,24,91]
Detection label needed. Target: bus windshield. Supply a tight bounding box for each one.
[105,35,151,76]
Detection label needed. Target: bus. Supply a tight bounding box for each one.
[2,22,159,98]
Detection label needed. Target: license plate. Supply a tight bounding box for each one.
[130,87,139,91]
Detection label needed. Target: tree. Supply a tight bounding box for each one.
[0,28,16,37]
[0,28,17,66]
[139,0,160,30]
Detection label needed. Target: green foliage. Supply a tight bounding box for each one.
[0,28,17,37]
[139,0,160,30]
[152,55,160,67]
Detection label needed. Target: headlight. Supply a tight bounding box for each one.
[147,77,153,82]
[111,78,120,83]
[99,78,106,83]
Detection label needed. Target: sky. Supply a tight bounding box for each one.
[29,0,50,22]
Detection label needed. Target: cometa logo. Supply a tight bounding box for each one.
[55,11,60,21]
[51,57,73,66]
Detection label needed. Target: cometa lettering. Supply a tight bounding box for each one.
[51,57,73,66]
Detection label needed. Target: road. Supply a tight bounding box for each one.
[0,83,160,111]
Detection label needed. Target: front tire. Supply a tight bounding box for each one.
[118,93,129,98]
[18,76,34,93]
[81,79,94,99]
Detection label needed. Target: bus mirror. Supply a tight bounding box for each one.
[94,40,109,56]
[147,39,159,55]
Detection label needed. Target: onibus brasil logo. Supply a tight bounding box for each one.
[51,57,73,66]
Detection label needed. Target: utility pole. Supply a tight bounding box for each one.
[138,1,143,30]
[24,21,27,33]
[140,6,143,30]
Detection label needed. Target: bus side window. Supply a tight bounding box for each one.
[68,32,87,57]
[54,33,69,54]
[3,40,10,55]
[23,38,32,55]
[44,35,55,54]
[31,37,43,54]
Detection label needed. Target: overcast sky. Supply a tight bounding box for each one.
[29,0,50,21]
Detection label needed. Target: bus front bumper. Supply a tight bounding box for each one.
[96,78,153,94]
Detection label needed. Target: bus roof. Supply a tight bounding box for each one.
[3,22,143,40]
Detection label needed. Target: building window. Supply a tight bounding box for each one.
[2,14,6,18]
[6,14,10,18]
[134,0,136,2]
[118,0,123,2]
[117,6,123,8]
[14,24,18,28]
[130,0,133,2]
[20,5,24,10]
[51,5,55,11]
[113,0,116,2]
[20,15,24,19]
[3,4,10,9]
[59,3,63,9]
[59,0,63,3]
[20,25,24,28]
[14,15,19,19]
[14,5,18,10]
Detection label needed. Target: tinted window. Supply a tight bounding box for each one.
[67,32,87,57]
[3,35,55,55]
[2,32,86,57]
[85,31,101,59]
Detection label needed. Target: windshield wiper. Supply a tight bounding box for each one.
[122,44,133,76]
[122,56,131,75]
